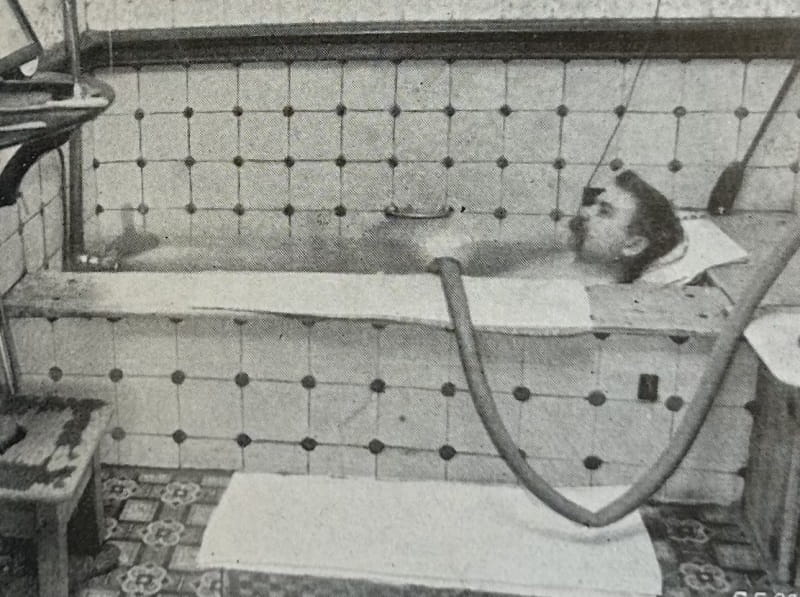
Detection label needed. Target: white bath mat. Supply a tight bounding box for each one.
[197,474,662,597]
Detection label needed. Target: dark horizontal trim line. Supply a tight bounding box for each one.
[79,17,800,69]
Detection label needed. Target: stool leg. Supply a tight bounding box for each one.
[69,454,105,555]
[36,503,69,597]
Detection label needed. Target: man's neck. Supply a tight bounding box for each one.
[570,254,624,285]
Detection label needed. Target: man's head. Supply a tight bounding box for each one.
[569,170,684,282]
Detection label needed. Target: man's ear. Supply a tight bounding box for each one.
[621,234,649,257]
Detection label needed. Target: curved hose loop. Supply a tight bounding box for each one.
[433,219,800,527]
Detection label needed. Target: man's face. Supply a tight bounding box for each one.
[568,186,646,263]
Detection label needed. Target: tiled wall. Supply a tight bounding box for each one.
[82,0,800,30]
[18,0,87,50]
[9,313,757,504]
[82,58,800,250]
[0,149,66,296]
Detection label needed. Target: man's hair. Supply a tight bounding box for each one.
[615,170,684,283]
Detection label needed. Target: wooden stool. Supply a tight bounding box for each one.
[0,395,112,597]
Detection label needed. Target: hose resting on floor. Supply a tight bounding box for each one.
[432,220,800,527]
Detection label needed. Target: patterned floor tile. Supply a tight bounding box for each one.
[713,542,763,571]
[0,465,785,597]
[118,499,160,523]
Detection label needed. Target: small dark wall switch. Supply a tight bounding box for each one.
[637,374,659,402]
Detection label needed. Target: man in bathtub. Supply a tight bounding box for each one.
[565,169,687,285]
[487,168,697,285]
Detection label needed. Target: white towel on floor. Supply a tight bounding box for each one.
[198,474,662,597]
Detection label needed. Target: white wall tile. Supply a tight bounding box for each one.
[449,112,504,161]
[21,212,45,273]
[342,112,394,161]
[290,62,342,110]
[341,163,393,211]
[524,335,598,397]
[139,66,187,113]
[507,60,564,110]
[682,60,745,112]
[526,457,591,487]
[380,323,454,389]
[378,388,447,450]
[743,60,796,112]
[181,438,242,469]
[598,334,678,401]
[53,318,114,375]
[289,162,341,210]
[564,61,624,112]
[190,162,238,208]
[187,64,238,112]
[177,318,241,379]
[741,113,800,166]
[239,113,288,160]
[309,384,376,445]
[116,376,179,434]
[115,317,177,376]
[140,114,188,160]
[625,60,684,113]
[394,112,449,161]
[290,113,342,160]
[189,113,238,161]
[448,163,503,213]
[239,163,289,210]
[505,111,561,164]
[0,235,24,295]
[616,113,677,167]
[675,113,739,167]
[309,445,375,478]
[179,379,242,438]
[243,442,307,474]
[450,60,506,110]
[119,434,180,468]
[519,396,594,460]
[190,210,240,242]
[10,318,54,374]
[242,381,309,441]
[396,60,449,111]
[142,162,191,210]
[238,62,289,110]
[342,61,396,111]
[447,454,517,484]
[94,115,140,162]
[560,112,619,166]
[672,165,720,210]
[593,400,672,465]
[310,321,378,385]
[241,316,309,381]
[43,197,64,257]
[97,163,142,210]
[377,448,444,481]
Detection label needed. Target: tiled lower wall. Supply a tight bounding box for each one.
[0,148,66,295]
[9,313,756,504]
[82,58,800,251]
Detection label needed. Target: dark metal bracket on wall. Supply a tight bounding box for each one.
[75,18,800,69]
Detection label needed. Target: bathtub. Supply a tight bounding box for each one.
[5,213,756,506]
